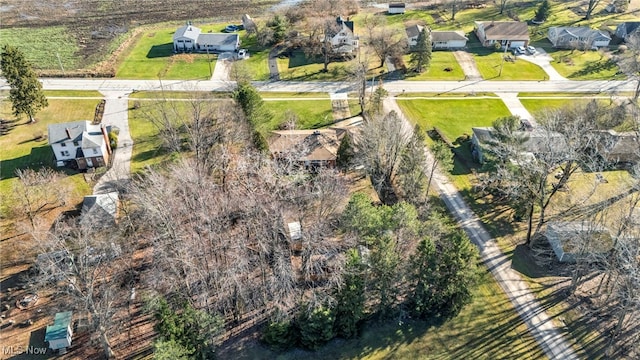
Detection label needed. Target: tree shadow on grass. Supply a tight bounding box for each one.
[0,146,54,180]
[146,43,174,58]
[569,58,618,79]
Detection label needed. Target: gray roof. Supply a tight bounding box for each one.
[174,25,201,41]
[476,21,529,40]
[550,26,610,41]
[197,33,239,47]
[472,127,567,154]
[389,3,405,8]
[618,22,640,34]
[406,24,424,39]
[48,120,88,144]
[49,121,105,149]
[432,30,468,42]
[81,192,119,227]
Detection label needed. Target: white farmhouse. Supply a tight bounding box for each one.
[173,22,240,53]
[329,16,359,54]
[48,120,111,169]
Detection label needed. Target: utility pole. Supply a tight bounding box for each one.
[56,52,65,75]
[498,41,509,77]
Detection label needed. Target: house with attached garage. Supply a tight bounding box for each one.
[173,22,240,53]
[406,25,468,49]
[48,120,111,169]
[547,26,611,49]
[474,21,529,49]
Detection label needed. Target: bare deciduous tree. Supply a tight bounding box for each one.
[13,168,68,230]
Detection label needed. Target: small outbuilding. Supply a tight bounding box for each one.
[388,3,406,14]
[45,311,73,352]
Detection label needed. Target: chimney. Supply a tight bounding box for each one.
[65,128,71,139]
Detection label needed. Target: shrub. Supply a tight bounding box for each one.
[296,305,335,350]
[261,318,296,351]
[108,131,118,149]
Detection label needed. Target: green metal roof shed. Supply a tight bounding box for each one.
[45,311,73,350]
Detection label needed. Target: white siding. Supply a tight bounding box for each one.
[51,142,79,164]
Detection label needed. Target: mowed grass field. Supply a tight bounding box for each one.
[259,99,335,133]
[397,98,511,142]
[0,26,79,70]
[403,52,465,81]
[0,99,97,214]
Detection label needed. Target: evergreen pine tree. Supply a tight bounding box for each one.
[534,0,551,22]
[409,28,432,73]
[0,45,48,123]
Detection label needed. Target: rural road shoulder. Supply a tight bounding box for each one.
[385,97,580,360]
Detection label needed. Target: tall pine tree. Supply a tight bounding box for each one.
[409,28,432,73]
[0,45,48,123]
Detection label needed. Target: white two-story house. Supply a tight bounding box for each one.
[329,16,359,54]
[48,120,111,169]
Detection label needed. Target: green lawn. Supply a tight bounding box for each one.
[0,26,80,70]
[259,92,330,99]
[43,90,104,97]
[276,52,355,81]
[237,268,546,360]
[471,49,547,81]
[396,99,511,142]
[0,99,98,214]
[128,103,176,173]
[115,24,235,79]
[403,52,465,81]
[259,100,335,133]
[519,98,594,116]
[543,48,625,80]
[237,33,272,81]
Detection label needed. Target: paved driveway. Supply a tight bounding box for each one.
[211,52,233,81]
[454,51,482,81]
[518,48,566,81]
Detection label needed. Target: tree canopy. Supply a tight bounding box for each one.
[0,45,48,122]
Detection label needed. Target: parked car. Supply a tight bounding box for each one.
[520,119,534,131]
[516,46,526,55]
[237,49,249,59]
[224,25,238,33]
[526,46,536,54]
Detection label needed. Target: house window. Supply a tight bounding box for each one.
[93,148,98,154]
[73,141,79,146]
[61,150,70,157]
[177,40,184,43]
[61,142,67,147]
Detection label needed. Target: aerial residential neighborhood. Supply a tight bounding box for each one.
[1,0,640,359]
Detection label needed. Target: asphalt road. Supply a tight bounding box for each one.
[1,78,636,95]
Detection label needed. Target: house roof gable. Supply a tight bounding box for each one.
[432,30,468,42]
[405,24,424,39]
[174,25,201,41]
[269,129,342,162]
[476,21,529,40]
[48,120,91,144]
[550,26,610,41]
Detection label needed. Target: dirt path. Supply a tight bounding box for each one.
[384,97,580,360]
[453,50,482,81]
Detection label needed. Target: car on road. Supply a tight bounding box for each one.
[526,46,536,55]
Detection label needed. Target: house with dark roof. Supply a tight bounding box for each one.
[269,129,345,168]
[329,16,359,54]
[548,26,611,49]
[45,311,73,352]
[474,21,529,48]
[173,23,240,53]
[615,22,640,40]
[48,120,111,169]
[591,130,640,166]
[406,25,467,49]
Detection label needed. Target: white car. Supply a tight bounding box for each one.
[237,49,249,59]
[516,46,526,54]
[526,46,536,54]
